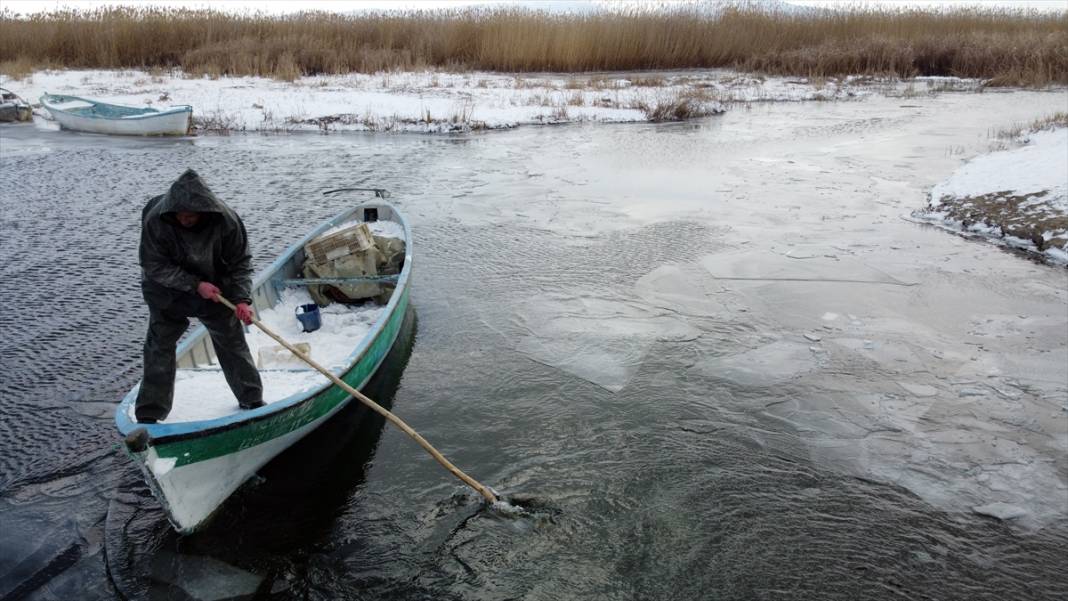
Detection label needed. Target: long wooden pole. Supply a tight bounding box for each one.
[218,295,498,504]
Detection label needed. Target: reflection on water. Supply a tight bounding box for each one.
[1,89,1066,600]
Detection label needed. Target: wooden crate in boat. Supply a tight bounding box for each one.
[304,223,374,263]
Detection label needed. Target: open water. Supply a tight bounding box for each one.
[1,89,1066,600]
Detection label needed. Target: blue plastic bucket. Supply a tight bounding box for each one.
[295,303,321,333]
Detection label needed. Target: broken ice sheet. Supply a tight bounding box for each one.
[515,334,647,393]
[896,381,939,398]
[972,502,1028,521]
[769,390,1066,529]
[696,340,817,386]
[699,248,916,288]
[512,294,700,392]
[830,337,923,368]
[634,264,728,317]
[150,551,264,601]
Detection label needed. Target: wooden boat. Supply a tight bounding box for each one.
[115,200,412,533]
[40,93,192,136]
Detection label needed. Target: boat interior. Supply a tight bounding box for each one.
[43,94,185,117]
[146,204,407,423]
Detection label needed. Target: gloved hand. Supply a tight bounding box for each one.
[196,281,221,301]
[235,303,255,325]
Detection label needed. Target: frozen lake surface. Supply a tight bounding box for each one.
[1,88,1066,599]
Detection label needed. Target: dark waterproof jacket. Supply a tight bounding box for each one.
[139,169,254,304]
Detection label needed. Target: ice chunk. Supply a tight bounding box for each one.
[515,334,646,393]
[151,551,264,601]
[830,338,923,368]
[513,295,700,393]
[634,264,726,317]
[784,249,821,259]
[699,249,915,288]
[972,502,1028,521]
[897,382,938,398]
[697,340,816,386]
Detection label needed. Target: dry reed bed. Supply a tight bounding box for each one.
[1,6,1065,85]
[993,111,1068,140]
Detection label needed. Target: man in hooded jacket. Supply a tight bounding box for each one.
[135,169,264,423]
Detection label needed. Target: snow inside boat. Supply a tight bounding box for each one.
[115,201,412,533]
[40,93,192,136]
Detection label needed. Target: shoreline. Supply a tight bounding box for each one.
[0,67,1005,135]
[913,126,1068,266]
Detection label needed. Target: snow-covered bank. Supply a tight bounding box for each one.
[915,127,1068,265]
[0,68,983,134]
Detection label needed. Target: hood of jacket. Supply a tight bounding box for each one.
[156,169,227,226]
[139,168,254,302]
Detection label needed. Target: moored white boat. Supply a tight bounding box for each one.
[40,93,192,136]
[115,199,412,533]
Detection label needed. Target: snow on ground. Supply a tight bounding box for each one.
[915,127,1068,265]
[931,129,1068,201]
[1,68,978,134]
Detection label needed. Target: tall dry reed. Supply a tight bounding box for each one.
[1,4,1065,85]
